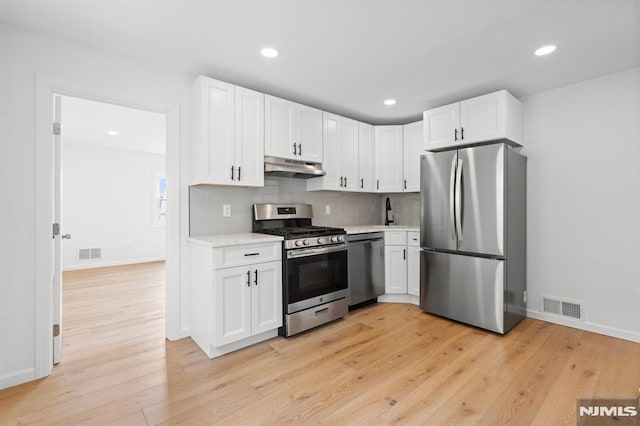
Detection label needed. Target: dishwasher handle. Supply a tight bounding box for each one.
[347,232,385,243]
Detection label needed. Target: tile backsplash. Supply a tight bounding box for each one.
[190,177,414,236]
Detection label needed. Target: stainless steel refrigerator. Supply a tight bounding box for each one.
[419,142,526,334]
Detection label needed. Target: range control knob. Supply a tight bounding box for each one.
[303,239,310,246]
[337,235,345,242]
[295,240,303,247]
[331,236,338,243]
[317,238,325,245]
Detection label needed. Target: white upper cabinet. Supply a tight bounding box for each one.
[375,125,404,193]
[423,89,523,151]
[190,76,264,187]
[358,122,375,192]
[265,95,323,163]
[307,113,358,192]
[341,117,359,191]
[402,120,423,192]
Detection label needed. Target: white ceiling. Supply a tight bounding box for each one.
[61,96,166,154]
[2,0,639,124]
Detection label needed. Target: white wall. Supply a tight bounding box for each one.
[62,144,166,270]
[0,23,191,389]
[521,67,640,341]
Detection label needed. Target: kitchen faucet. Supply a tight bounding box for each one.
[385,197,394,226]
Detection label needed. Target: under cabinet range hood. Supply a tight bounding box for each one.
[264,156,326,179]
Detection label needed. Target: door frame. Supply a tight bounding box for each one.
[34,74,183,379]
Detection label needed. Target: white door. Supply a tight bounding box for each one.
[341,117,359,191]
[251,261,283,335]
[213,266,252,346]
[375,126,404,193]
[423,102,459,150]
[234,87,264,187]
[297,104,323,163]
[321,112,342,190]
[53,95,63,365]
[358,122,375,192]
[265,95,296,159]
[459,91,504,144]
[202,79,235,184]
[407,246,420,297]
[402,120,423,192]
[384,245,407,294]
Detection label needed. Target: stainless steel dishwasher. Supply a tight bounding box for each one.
[347,232,385,307]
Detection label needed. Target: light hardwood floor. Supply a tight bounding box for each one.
[1,261,638,425]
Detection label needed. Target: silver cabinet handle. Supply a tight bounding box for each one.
[455,158,463,243]
[449,156,457,241]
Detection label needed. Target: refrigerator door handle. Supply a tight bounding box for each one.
[455,158,464,243]
[449,156,457,241]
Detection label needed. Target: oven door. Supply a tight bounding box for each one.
[285,244,348,313]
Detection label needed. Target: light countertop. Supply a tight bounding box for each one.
[342,225,419,235]
[187,233,283,248]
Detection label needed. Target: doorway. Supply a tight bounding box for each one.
[54,95,167,364]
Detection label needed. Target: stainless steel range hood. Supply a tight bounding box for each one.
[264,156,326,179]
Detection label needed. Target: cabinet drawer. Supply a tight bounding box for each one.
[214,242,281,269]
[384,231,407,245]
[407,231,420,247]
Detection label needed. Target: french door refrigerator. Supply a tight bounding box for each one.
[419,142,526,334]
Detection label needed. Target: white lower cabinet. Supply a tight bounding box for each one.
[189,240,282,358]
[381,230,420,304]
[213,261,281,347]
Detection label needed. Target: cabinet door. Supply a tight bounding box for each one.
[341,117,359,191]
[423,102,459,151]
[214,266,252,346]
[321,112,343,190]
[384,245,407,294]
[202,79,235,184]
[358,122,375,192]
[407,246,420,296]
[375,126,403,192]
[235,87,264,187]
[251,261,283,335]
[297,104,323,163]
[265,95,296,159]
[460,91,505,144]
[402,121,423,192]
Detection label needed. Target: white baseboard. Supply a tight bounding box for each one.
[378,294,420,306]
[63,256,166,271]
[526,309,640,343]
[0,367,37,390]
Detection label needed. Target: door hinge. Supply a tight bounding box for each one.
[53,122,61,136]
[53,324,60,337]
[52,223,60,238]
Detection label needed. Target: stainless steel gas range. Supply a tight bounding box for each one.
[253,203,348,337]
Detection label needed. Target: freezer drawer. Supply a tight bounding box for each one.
[420,250,505,333]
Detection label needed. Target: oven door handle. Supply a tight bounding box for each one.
[287,244,347,259]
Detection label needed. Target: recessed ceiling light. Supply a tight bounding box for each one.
[384,99,397,106]
[260,47,279,58]
[106,130,119,136]
[534,45,557,56]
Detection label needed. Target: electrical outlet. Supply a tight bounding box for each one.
[223,204,231,217]
[325,205,331,215]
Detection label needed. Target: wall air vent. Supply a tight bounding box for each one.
[78,248,102,260]
[540,295,584,321]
